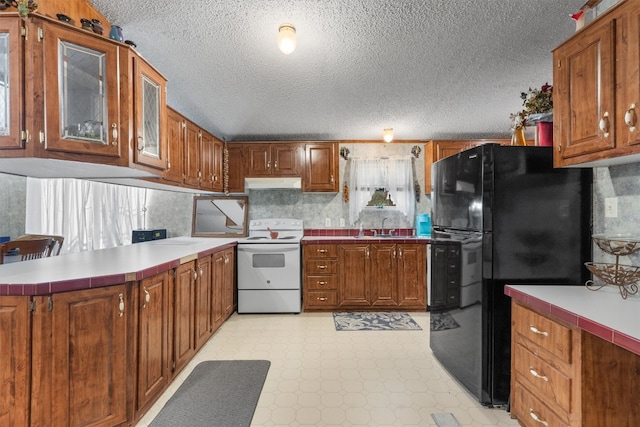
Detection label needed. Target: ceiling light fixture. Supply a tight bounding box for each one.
[383,128,394,143]
[278,24,296,54]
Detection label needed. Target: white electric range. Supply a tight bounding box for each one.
[236,218,303,313]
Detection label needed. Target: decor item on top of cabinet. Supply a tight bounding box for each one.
[411,145,421,158]
[585,234,640,299]
[109,25,124,42]
[339,146,350,160]
[511,83,553,146]
[0,0,37,19]
[509,113,528,146]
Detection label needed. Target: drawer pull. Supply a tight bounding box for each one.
[529,409,549,426]
[528,367,549,382]
[318,281,327,285]
[317,249,328,253]
[317,297,328,301]
[529,325,549,337]
[318,265,327,269]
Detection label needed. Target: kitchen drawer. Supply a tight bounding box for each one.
[305,259,337,275]
[513,303,572,363]
[304,245,337,257]
[513,381,569,427]
[304,291,338,309]
[305,275,337,290]
[514,343,572,413]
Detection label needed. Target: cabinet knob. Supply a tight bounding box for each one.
[137,136,144,151]
[599,112,610,137]
[274,160,278,169]
[625,104,637,131]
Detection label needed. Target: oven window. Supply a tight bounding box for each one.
[252,253,285,268]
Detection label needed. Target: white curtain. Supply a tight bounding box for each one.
[25,178,149,254]
[348,156,415,225]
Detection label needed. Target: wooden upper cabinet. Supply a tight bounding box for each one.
[226,143,245,192]
[131,52,167,171]
[424,139,514,193]
[0,18,23,150]
[164,107,185,184]
[200,131,223,191]
[183,120,200,187]
[245,142,302,176]
[553,1,640,167]
[424,140,475,194]
[304,142,338,192]
[40,20,122,159]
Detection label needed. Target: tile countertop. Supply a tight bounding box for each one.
[302,236,431,244]
[505,284,640,357]
[0,237,237,296]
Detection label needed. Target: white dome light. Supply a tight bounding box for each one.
[278,24,296,54]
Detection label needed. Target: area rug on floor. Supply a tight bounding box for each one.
[333,311,422,331]
[149,360,270,427]
[430,312,461,331]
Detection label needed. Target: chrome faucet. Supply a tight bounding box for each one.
[381,217,389,235]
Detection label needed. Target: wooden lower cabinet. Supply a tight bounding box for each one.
[136,272,170,417]
[222,248,236,318]
[212,248,235,330]
[0,297,30,427]
[511,301,640,427]
[195,255,214,350]
[303,244,339,310]
[303,242,427,311]
[172,261,197,375]
[30,285,130,427]
[1,249,238,426]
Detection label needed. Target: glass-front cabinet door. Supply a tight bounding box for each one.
[0,18,23,149]
[42,22,121,158]
[133,55,166,170]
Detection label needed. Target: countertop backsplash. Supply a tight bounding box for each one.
[2,148,640,257]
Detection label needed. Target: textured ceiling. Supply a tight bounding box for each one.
[89,0,585,142]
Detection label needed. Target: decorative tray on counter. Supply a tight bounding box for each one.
[586,234,640,299]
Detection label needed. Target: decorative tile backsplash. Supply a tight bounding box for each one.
[2,152,640,263]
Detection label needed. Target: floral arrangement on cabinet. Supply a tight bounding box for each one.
[510,83,553,130]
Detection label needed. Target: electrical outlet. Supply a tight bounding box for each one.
[339,218,346,227]
[325,218,331,227]
[605,197,618,218]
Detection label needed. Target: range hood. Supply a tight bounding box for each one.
[244,177,302,190]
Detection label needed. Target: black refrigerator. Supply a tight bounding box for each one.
[429,144,591,407]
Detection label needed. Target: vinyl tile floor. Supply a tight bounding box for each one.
[135,311,520,427]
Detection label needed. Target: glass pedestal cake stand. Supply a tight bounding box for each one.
[585,234,640,299]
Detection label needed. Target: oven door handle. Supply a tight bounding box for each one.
[238,246,300,253]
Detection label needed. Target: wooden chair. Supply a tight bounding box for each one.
[15,234,65,256]
[0,237,53,264]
